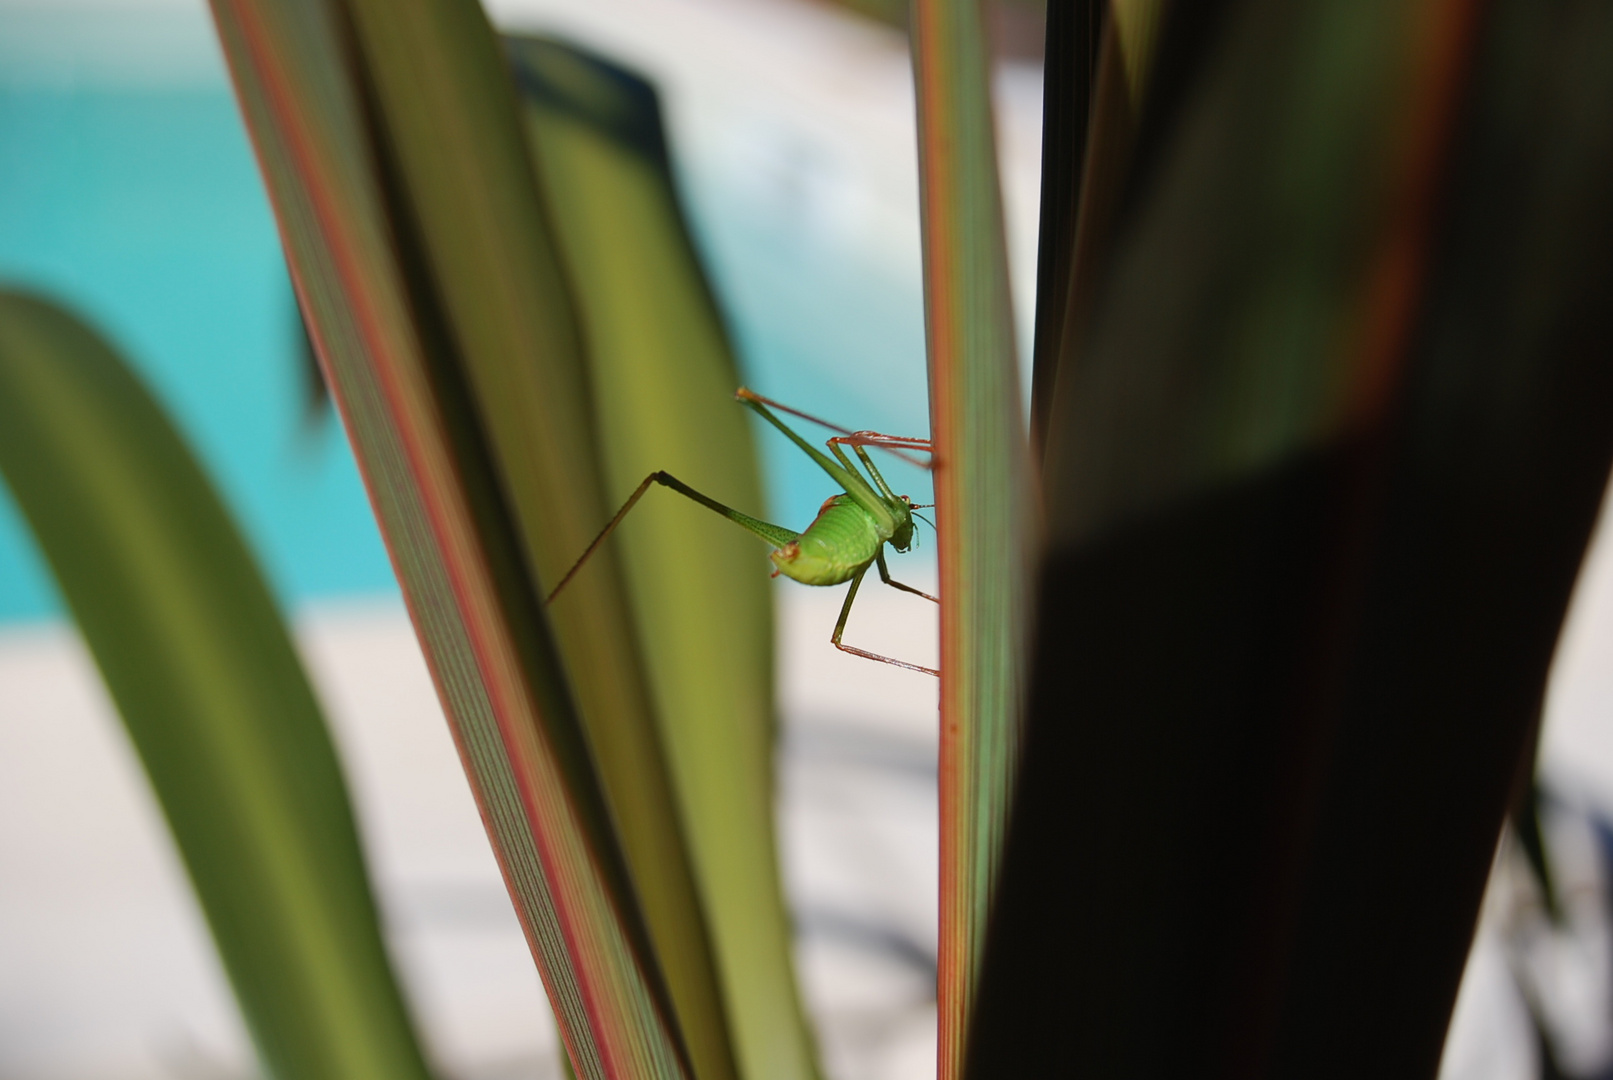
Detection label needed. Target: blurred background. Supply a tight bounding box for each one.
[1,1,1611,1078]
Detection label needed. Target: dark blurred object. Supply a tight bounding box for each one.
[293,288,330,430]
[969,1,1613,1079]
[1027,0,1101,453]
[1516,772,1563,924]
[1499,787,1613,1079]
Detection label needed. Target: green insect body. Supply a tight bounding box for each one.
[549,389,937,675]
[771,493,914,587]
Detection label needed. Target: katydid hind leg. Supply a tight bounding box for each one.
[876,549,939,603]
[830,566,939,676]
[546,473,659,604]
[547,471,798,605]
[736,392,891,523]
[735,387,859,438]
[735,390,931,456]
[649,471,799,547]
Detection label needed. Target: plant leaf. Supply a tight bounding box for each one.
[969,0,1613,1075]
[508,36,823,1080]
[1029,0,1176,462]
[331,4,737,1077]
[207,0,717,1075]
[0,290,433,1080]
[1027,0,1102,454]
[909,1,1033,1075]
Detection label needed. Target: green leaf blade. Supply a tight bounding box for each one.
[207,1,705,1075]
[510,36,824,1080]
[0,290,433,1080]
[334,3,738,1076]
[909,1,1033,1075]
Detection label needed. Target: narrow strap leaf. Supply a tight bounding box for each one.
[207,1,697,1075]
[910,1,1033,1075]
[0,291,433,1080]
[510,37,825,1080]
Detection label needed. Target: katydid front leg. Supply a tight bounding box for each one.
[876,550,938,603]
[831,566,941,676]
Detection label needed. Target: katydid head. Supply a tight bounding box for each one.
[888,496,917,552]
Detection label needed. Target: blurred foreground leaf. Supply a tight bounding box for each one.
[509,36,822,1080]
[0,290,433,1080]
[1027,0,1101,453]
[972,1,1613,1076]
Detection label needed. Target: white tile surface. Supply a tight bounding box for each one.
[0,580,943,1080]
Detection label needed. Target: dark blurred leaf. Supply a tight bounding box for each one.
[970,0,1613,1077]
[1027,0,1102,454]
[0,290,433,1080]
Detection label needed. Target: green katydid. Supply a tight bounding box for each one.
[547,388,939,676]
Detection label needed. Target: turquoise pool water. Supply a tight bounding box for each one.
[0,82,398,621]
[0,8,935,623]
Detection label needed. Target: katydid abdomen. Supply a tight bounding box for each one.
[769,495,882,586]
